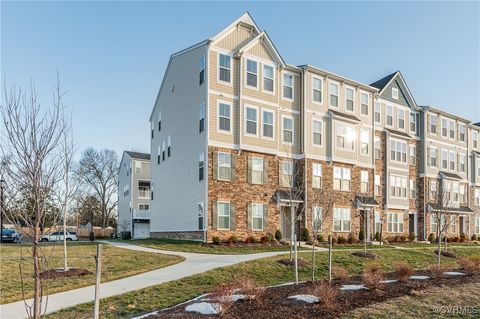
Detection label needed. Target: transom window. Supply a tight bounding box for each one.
[329,82,339,107]
[218,102,231,132]
[263,65,274,92]
[360,92,369,115]
[387,212,404,233]
[283,73,294,99]
[313,120,322,146]
[217,202,231,230]
[282,117,293,143]
[312,77,323,103]
[312,163,322,189]
[218,152,231,181]
[246,107,257,135]
[333,208,351,232]
[219,54,231,83]
[333,167,351,191]
[246,59,258,88]
[345,87,354,111]
[262,110,274,138]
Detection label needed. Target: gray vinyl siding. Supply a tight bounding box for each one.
[149,44,208,233]
[118,155,133,233]
[378,79,412,108]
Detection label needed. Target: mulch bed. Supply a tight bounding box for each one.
[201,242,287,248]
[146,269,479,319]
[277,259,310,268]
[351,251,377,259]
[39,268,92,279]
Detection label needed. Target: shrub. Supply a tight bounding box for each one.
[363,261,384,289]
[227,235,238,245]
[393,261,414,281]
[266,232,274,243]
[248,235,257,244]
[399,234,407,243]
[331,266,349,280]
[374,231,381,241]
[458,256,480,274]
[408,232,415,242]
[260,236,268,244]
[471,234,478,241]
[430,263,450,279]
[212,236,221,245]
[337,236,347,244]
[275,229,282,241]
[301,228,311,242]
[316,234,324,242]
[359,228,365,241]
[348,232,359,244]
[428,233,436,243]
[311,282,338,309]
[460,233,467,242]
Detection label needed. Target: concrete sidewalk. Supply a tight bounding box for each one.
[0,241,291,319]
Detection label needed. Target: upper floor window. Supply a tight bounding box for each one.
[398,109,405,130]
[409,112,416,133]
[475,189,480,206]
[280,160,293,187]
[333,166,351,191]
[218,102,231,132]
[135,161,141,174]
[151,121,154,139]
[246,107,258,135]
[249,156,264,184]
[167,135,172,157]
[449,120,455,139]
[282,117,293,144]
[157,145,161,165]
[441,118,448,137]
[199,103,205,133]
[360,170,369,193]
[374,136,381,160]
[409,145,416,166]
[473,131,479,148]
[360,92,369,115]
[345,87,354,112]
[459,184,467,203]
[219,54,231,83]
[329,82,339,107]
[390,140,407,163]
[312,163,322,189]
[158,110,162,131]
[430,114,437,134]
[312,77,323,103]
[217,152,232,181]
[263,65,274,92]
[374,102,381,123]
[262,110,274,138]
[283,73,294,99]
[360,131,369,155]
[410,179,416,199]
[392,87,399,100]
[374,174,381,196]
[441,149,448,169]
[336,124,355,150]
[386,105,393,126]
[198,153,204,181]
[459,124,465,142]
[162,140,166,161]
[199,55,205,85]
[430,180,437,200]
[390,175,407,198]
[459,154,466,173]
[246,59,258,88]
[430,147,437,167]
[449,151,456,171]
[313,119,322,146]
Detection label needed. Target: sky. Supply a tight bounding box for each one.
[2,1,479,160]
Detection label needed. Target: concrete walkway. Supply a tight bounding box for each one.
[0,241,293,319]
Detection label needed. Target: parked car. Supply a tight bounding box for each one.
[1,229,22,243]
[40,231,78,242]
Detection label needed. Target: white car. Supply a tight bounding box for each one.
[40,231,78,242]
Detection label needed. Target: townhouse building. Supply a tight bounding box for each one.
[118,151,151,239]
[148,12,480,242]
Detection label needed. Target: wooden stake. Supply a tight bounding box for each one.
[94,244,102,319]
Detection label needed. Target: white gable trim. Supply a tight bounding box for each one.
[210,12,261,43]
[235,31,286,68]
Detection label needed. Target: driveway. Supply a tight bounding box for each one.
[0,241,298,318]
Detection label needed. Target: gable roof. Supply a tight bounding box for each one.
[370,71,418,109]
[370,71,397,91]
[235,31,286,67]
[125,151,150,161]
[210,12,260,43]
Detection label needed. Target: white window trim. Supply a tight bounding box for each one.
[449,150,456,171]
[281,115,294,145]
[262,63,275,95]
[335,122,356,153]
[217,52,233,86]
[251,203,264,231]
[328,80,340,108]
[374,101,381,123]
[449,120,456,141]
[261,108,275,140]
[392,87,399,100]
[312,118,323,147]
[244,104,259,137]
[217,201,231,230]
[359,90,369,116]
[251,156,264,184]
[441,117,448,138]
[344,85,356,113]
[217,152,231,182]
[397,108,405,130]
[217,100,232,135]
[282,71,295,101]
[386,105,394,127]
[245,58,259,90]
[390,174,407,199]
[429,114,438,136]
[387,212,404,233]
[333,207,351,232]
[311,75,324,105]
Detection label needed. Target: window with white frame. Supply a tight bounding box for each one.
[475,189,480,206]
[449,151,456,171]
[431,215,445,235]
[280,160,293,187]
[246,59,258,88]
[198,153,204,181]
[361,92,369,115]
[158,110,162,131]
[459,153,466,172]
[282,117,293,143]
[263,65,274,92]
[476,217,480,234]
[386,105,393,126]
[312,206,322,230]
[157,145,161,165]
[375,174,381,196]
[329,82,339,107]
[459,124,465,142]
[167,135,171,157]
[430,180,438,200]
[336,124,355,150]
[430,114,437,134]
[199,103,205,133]
[374,102,381,123]
[199,54,205,85]
[283,73,294,99]
[251,203,264,230]
[217,202,230,230]
[398,109,405,129]
[392,87,399,99]
[139,204,149,210]
[452,181,459,202]
[360,170,369,194]
[218,102,231,132]
[250,157,264,184]
[246,107,257,135]
[312,163,322,189]
[430,147,437,167]
[410,179,416,199]
[135,161,142,174]
[219,54,231,83]
[360,131,369,155]
[387,212,404,232]
[390,175,407,198]
[218,152,231,181]
[441,149,448,169]
[345,87,354,111]
[449,120,455,139]
[333,167,351,191]
[312,77,322,103]
[473,131,478,148]
[441,118,448,137]
[409,145,416,166]
[313,119,322,146]
[409,112,416,133]
[390,140,407,163]
[459,184,467,203]
[374,137,381,160]
[450,216,457,233]
[262,110,274,138]
[162,140,166,161]
[333,208,351,232]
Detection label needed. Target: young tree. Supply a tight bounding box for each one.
[75,148,118,228]
[1,78,71,318]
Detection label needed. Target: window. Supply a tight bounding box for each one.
[459,184,467,203]
[333,167,351,191]
[312,77,322,103]
[139,204,149,211]
[410,179,416,199]
[390,175,407,198]
[217,202,230,230]
[219,54,231,83]
[283,73,294,99]
[374,211,381,234]
[312,206,322,230]
[246,107,257,135]
[430,148,437,167]
[312,163,322,189]
[390,140,407,163]
[449,120,455,139]
[198,153,204,181]
[336,124,355,150]
[313,120,322,146]
[374,102,381,123]
[158,110,162,131]
[246,59,258,87]
[280,160,293,187]
[452,182,459,202]
[387,212,404,233]
[199,103,205,133]
[123,184,129,196]
[409,112,416,133]
[459,154,465,173]
[431,215,445,235]
[262,110,274,138]
[430,180,437,200]
[162,140,166,161]
[459,124,465,142]
[441,118,448,137]
[409,145,416,166]
[345,87,354,111]
[386,105,393,126]
[361,92,369,115]
[218,152,231,181]
[476,217,480,234]
[166,135,171,157]
[375,174,381,196]
[430,114,437,134]
[218,102,231,132]
[473,131,478,148]
[449,151,456,171]
[360,170,369,193]
[157,145,161,165]
[263,65,274,92]
[360,131,369,155]
[199,55,205,85]
[198,203,204,230]
[374,137,381,160]
[329,82,339,107]
[135,161,141,174]
[151,121,154,139]
[392,87,399,99]
[333,208,351,232]
[475,189,480,206]
[250,157,264,184]
[251,203,264,230]
[398,109,405,129]
[282,117,293,143]
[441,149,448,170]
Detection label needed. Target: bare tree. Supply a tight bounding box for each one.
[1,77,70,318]
[76,148,118,228]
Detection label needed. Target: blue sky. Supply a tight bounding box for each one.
[2,1,479,159]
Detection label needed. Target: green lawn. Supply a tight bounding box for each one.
[46,246,480,319]
[0,242,184,304]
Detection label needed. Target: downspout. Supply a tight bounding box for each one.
[423,110,427,240]
[204,43,210,243]
[238,53,243,155]
[302,67,308,230]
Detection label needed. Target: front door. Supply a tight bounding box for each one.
[409,212,417,238]
[282,206,292,240]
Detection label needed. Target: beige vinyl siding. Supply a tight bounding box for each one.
[279,70,301,112]
[249,41,274,61]
[208,95,239,145]
[215,25,258,52]
[304,112,328,158]
[425,140,468,180]
[209,51,240,94]
[240,100,277,150]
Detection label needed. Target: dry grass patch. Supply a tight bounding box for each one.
[311,282,338,309]
[332,265,349,280]
[393,261,414,281]
[429,263,450,279]
[363,261,384,289]
[458,256,480,275]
